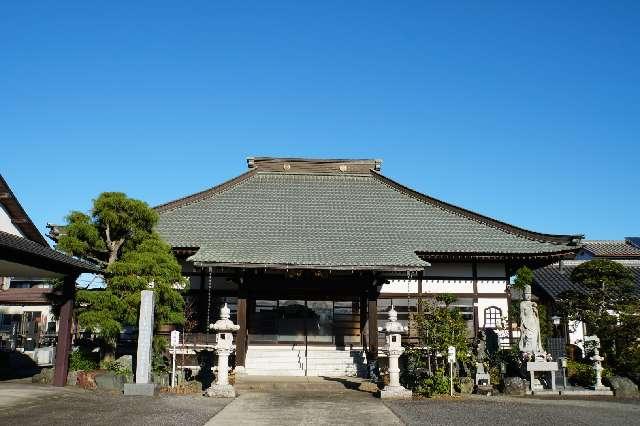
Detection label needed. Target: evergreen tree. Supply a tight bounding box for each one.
[56,192,186,347]
[558,259,638,371]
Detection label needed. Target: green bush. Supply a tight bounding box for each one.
[102,359,132,378]
[415,368,451,397]
[69,347,99,371]
[152,336,169,374]
[567,360,611,387]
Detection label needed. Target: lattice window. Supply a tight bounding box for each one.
[483,306,502,328]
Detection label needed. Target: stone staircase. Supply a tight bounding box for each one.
[244,345,367,377]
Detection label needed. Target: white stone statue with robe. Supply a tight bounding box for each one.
[518,284,543,355]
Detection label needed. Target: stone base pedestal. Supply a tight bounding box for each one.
[560,388,613,396]
[380,385,412,399]
[591,386,614,395]
[124,383,159,396]
[205,384,236,398]
[475,385,493,396]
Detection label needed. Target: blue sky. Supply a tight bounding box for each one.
[2,1,638,242]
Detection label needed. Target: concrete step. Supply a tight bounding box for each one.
[234,376,373,393]
[243,369,306,376]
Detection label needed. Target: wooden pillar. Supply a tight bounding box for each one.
[53,273,78,387]
[235,278,247,367]
[505,263,513,345]
[359,294,368,349]
[472,262,479,337]
[417,270,424,315]
[367,282,379,360]
[199,268,207,331]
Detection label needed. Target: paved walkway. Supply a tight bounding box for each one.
[206,391,402,425]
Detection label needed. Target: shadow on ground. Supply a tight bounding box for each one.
[0,351,41,381]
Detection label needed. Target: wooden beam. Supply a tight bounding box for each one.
[472,262,479,336]
[367,283,379,360]
[359,294,367,349]
[53,274,77,387]
[235,280,248,367]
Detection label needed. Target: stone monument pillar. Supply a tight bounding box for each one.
[124,290,159,396]
[205,303,240,398]
[378,306,412,399]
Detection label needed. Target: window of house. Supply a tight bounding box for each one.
[484,306,502,328]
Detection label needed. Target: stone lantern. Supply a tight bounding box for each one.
[589,337,608,392]
[378,306,412,399]
[205,303,240,398]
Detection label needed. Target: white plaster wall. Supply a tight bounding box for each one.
[0,205,24,237]
[380,279,419,294]
[0,305,25,315]
[425,263,472,278]
[568,320,586,352]
[476,280,508,293]
[423,279,474,294]
[476,262,506,278]
[477,297,509,329]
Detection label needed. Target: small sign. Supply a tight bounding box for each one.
[447,346,456,363]
[170,330,180,347]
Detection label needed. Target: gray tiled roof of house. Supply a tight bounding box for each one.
[0,230,100,273]
[155,158,580,270]
[534,259,640,300]
[580,240,640,258]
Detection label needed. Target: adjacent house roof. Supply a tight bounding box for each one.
[578,239,640,259]
[0,230,100,275]
[534,259,640,300]
[155,157,581,271]
[0,174,48,245]
[0,174,99,277]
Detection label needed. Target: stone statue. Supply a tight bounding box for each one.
[518,284,543,355]
[475,330,487,364]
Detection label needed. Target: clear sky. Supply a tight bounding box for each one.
[2,1,639,242]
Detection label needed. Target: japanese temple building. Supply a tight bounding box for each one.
[155,157,582,376]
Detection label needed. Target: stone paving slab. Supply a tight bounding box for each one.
[206,391,402,425]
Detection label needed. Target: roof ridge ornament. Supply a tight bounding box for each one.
[246,157,382,173]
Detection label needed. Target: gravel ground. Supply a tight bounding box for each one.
[384,395,640,426]
[0,384,230,426]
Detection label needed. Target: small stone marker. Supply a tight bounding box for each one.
[124,290,159,396]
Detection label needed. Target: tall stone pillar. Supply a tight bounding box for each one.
[124,290,158,395]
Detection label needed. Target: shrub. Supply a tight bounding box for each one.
[69,347,99,371]
[415,368,451,397]
[152,336,169,374]
[102,359,132,378]
[566,360,611,387]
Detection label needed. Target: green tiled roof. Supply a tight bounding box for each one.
[156,160,579,271]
